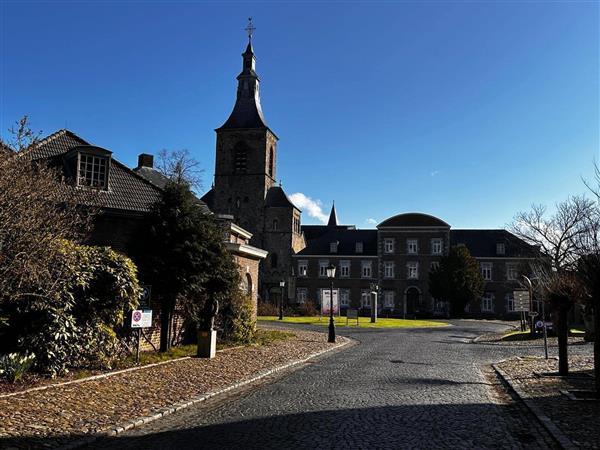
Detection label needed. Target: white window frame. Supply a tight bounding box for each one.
[384,291,394,308]
[481,293,494,312]
[407,239,418,255]
[384,238,394,254]
[430,261,440,271]
[319,260,329,278]
[355,242,363,253]
[496,243,506,255]
[505,293,515,312]
[407,261,419,279]
[431,238,443,255]
[298,260,308,277]
[340,289,350,307]
[384,261,395,278]
[340,260,350,278]
[297,288,307,303]
[506,263,518,281]
[361,260,372,278]
[481,262,493,281]
[361,290,371,308]
[330,242,338,253]
[78,154,108,188]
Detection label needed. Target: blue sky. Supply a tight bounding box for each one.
[1,1,598,228]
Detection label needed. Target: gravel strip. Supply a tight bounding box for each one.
[0,329,346,450]
[494,355,598,450]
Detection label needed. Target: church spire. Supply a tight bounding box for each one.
[218,18,269,130]
[327,202,338,227]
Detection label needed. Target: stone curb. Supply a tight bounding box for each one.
[54,337,353,450]
[0,344,249,400]
[492,363,578,450]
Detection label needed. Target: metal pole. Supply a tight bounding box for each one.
[278,284,284,320]
[371,291,377,323]
[136,328,141,364]
[542,299,548,359]
[328,281,336,343]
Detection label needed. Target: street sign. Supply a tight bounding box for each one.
[513,291,530,312]
[139,285,152,309]
[131,309,153,328]
[321,289,339,315]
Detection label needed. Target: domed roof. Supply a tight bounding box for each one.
[377,213,450,228]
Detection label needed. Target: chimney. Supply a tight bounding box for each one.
[137,153,154,169]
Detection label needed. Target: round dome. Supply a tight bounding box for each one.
[377,213,449,228]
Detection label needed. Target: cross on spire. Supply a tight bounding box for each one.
[245,17,256,43]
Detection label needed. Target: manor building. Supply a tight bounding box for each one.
[294,206,539,319]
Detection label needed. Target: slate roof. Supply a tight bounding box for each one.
[378,213,450,228]
[200,188,215,209]
[265,186,297,209]
[30,129,162,214]
[297,228,377,256]
[450,229,539,258]
[219,97,269,130]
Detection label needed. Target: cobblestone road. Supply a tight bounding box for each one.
[88,321,593,449]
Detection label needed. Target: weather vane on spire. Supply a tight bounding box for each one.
[245,17,256,43]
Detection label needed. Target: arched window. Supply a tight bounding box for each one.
[271,253,278,268]
[234,143,247,173]
[246,273,253,295]
[268,146,274,177]
[273,219,278,230]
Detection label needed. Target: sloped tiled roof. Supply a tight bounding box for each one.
[298,228,377,256]
[31,129,162,213]
[450,229,539,258]
[265,186,297,209]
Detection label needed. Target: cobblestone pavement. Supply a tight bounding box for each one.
[496,355,598,449]
[85,321,593,450]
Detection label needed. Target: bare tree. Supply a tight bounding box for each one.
[156,149,203,190]
[511,196,596,272]
[0,117,92,312]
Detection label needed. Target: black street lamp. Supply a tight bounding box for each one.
[326,263,336,343]
[279,280,285,320]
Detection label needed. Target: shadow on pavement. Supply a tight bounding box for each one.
[1,402,557,450]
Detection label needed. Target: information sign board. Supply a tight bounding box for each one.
[131,309,153,328]
[321,289,339,315]
[513,291,530,312]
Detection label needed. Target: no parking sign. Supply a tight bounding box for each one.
[131,309,152,328]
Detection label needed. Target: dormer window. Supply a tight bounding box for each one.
[78,154,108,189]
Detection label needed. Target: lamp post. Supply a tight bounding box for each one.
[522,275,536,338]
[326,264,336,343]
[279,280,285,320]
[370,283,378,323]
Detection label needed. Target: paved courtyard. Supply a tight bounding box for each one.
[87,321,593,449]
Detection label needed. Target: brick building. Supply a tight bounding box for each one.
[201,37,305,303]
[294,207,538,319]
[24,130,267,348]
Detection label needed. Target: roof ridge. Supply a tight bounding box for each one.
[110,157,164,193]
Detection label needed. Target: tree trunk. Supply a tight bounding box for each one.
[557,307,569,376]
[594,298,600,397]
[160,298,173,352]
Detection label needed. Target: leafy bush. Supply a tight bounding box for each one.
[257,301,279,316]
[220,291,256,344]
[297,301,318,317]
[0,353,35,383]
[4,241,140,377]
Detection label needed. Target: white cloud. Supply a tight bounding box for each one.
[430,170,440,177]
[366,218,378,225]
[289,193,328,224]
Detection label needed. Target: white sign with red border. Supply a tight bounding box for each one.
[131,309,153,328]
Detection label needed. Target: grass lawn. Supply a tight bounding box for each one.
[258,316,449,328]
[500,329,584,342]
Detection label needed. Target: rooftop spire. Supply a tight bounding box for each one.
[327,202,338,227]
[218,19,269,131]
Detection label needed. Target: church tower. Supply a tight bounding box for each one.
[203,21,305,302]
[210,31,278,239]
